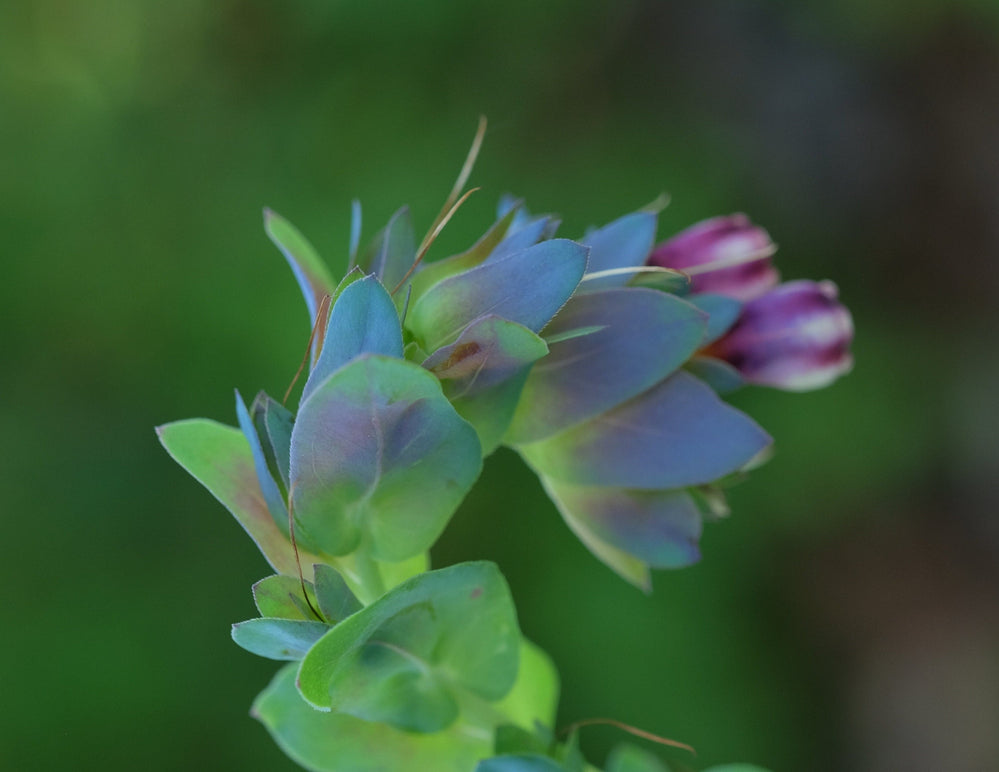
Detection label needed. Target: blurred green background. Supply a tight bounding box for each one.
[4,1,999,770]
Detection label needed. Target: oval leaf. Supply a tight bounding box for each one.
[232,618,330,661]
[296,562,520,732]
[519,371,771,489]
[264,208,337,325]
[507,288,707,444]
[290,355,482,561]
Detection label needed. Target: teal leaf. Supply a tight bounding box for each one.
[539,480,702,581]
[250,391,294,497]
[490,216,561,261]
[253,663,492,772]
[156,420,322,580]
[358,206,416,292]
[518,371,771,490]
[507,288,707,444]
[253,574,320,621]
[684,356,744,394]
[449,369,532,456]
[301,275,404,403]
[232,618,330,661]
[577,212,656,291]
[476,757,567,772]
[236,390,289,536]
[264,208,337,326]
[410,207,518,300]
[687,293,742,345]
[290,355,482,560]
[296,562,520,732]
[407,239,588,352]
[312,563,362,623]
[605,743,670,772]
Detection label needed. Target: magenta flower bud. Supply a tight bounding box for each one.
[705,280,854,391]
[647,214,779,301]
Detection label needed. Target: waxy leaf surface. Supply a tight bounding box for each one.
[577,212,656,291]
[358,206,415,293]
[156,419,322,580]
[296,562,520,732]
[301,275,404,403]
[507,288,707,444]
[253,663,492,772]
[407,239,588,352]
[290,355,482,560]
[232,618,330,661]
[519,371,771,490]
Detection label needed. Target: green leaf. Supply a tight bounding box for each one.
[232,618,330,660]
[494,725,551,757]
[605,743,670,772]
[312,564,362,623]
[156,419,323,580]
[683,356,744,394]
[627,268,690,295]
[410,207,518,300]
[518,372,771,490]
[264,208,337,327]
[296,562,520,733]
[253,574,320,621]
[507,288,707,444]
[289,355,482,561]
[493,639,560,731]
[407,239,588,352]
[253,663,492,772]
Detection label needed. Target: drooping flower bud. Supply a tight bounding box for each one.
[705,280,854,391]
[647,214,778,301]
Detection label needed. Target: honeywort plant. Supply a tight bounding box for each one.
[158,123,853,772]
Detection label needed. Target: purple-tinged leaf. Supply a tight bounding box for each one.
[290,355,482,561]
[518,371,771,489]
[236,390,289,536]
[409,207,518,301]
[300,275,404,403]
[687,293,743,345]
[540,480,702,583]
[507,288,707,444]
[232,618,330,661]
[408,239,588,352]
[264,208,337,326]
[577,212,656,291]
[423,316,548,398]
[156,419,322,579]
[358,206,416,292]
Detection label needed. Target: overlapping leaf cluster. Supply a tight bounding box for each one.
[157,141,841,770]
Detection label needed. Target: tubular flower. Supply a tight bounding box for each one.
[704,279,854,391]
[647,214,778,301]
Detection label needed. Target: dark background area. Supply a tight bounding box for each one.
[3,1,999,770]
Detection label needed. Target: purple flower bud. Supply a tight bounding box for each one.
[647,214,779,301]
[705,280,854,391]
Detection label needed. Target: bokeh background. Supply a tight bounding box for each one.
[4,1,999,770]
